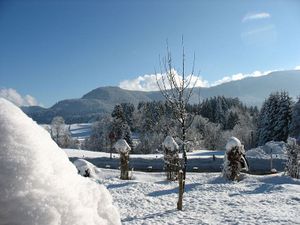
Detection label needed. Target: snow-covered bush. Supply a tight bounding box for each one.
[73,158,100,178]
[162,136,180,181]
[223,137,248,181]
[0,98,120,225]
[285,137,300,179]
[114,139,131,180]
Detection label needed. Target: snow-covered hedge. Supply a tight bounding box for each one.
[0,98,120,225]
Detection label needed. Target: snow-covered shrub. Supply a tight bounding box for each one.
[285,137,300,179]
[114,139,131,180]
[162,136,180,181]
[73,159,100,178]
[0,98,120,225]
[223,137,248,181]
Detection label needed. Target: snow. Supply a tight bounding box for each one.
[162,136,179,152]
[40,123,92,141]
[246,141,287,160]
[64,149,224,160]
[225,136,243,152]
[69,123,92,140]
[114,139,131,153]
[66,147,300,224]
[73,159,101,178]
[73,165,300,225]
[0,98,120,225]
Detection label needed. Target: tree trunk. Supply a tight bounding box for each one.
[177,170,183,210]
[120,152,129,179]
[182,120,187,191]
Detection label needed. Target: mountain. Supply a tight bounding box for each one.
[23,70,300,123]
[197,70,300,105]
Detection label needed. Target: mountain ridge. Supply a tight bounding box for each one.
[22,70,300,123]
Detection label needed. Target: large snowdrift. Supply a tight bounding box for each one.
[0,98,120,225]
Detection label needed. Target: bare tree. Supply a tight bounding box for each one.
[50,116,73,148]
[156,41,198,210]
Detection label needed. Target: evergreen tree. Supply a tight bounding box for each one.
[268,92,280,140]
[290,97,300,138]
[257,99,270,145]
[285,137,300,179]
[120,103,135,129]
[225,111,239,130]
[111,104,133,148]
[274,91,293,141]
[257,92,293,145]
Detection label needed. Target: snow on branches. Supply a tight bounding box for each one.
[163,136,180,180]
[223,137,249,181]
[285,137,300,179]
[114,139,131,180]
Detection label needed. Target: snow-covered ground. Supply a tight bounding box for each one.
[65,149,226,172]
[75,159,300,225]
[64,149,225,159]
[64,147,287,173]
[69,123,92,140]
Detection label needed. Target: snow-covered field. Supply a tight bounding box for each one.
[76,159,300,225]
[64,148,225,159]
[65,147,287,173]
[41,123,92,141]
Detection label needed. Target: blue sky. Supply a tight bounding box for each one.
[0,0,300,107]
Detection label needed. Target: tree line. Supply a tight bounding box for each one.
[48,91,300,153]
[84,96,259,153]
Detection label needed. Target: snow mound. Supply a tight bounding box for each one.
[73,159,100,178]
[225,136,242,152]
[162,136,179,152]
[114,139,131,153]
[0,98,120,225]
[246,141,287,159]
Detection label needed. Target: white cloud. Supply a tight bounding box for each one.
[0,88,40,107]
[242,12,271,22]
[241,25,275,38]
[119,69,209,92]
[119,69,278,91]
[211,70,274,86]
[120,66,300,91]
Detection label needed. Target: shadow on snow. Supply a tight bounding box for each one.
[148,183,202,197]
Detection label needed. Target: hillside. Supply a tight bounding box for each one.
[23,70,300,123]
